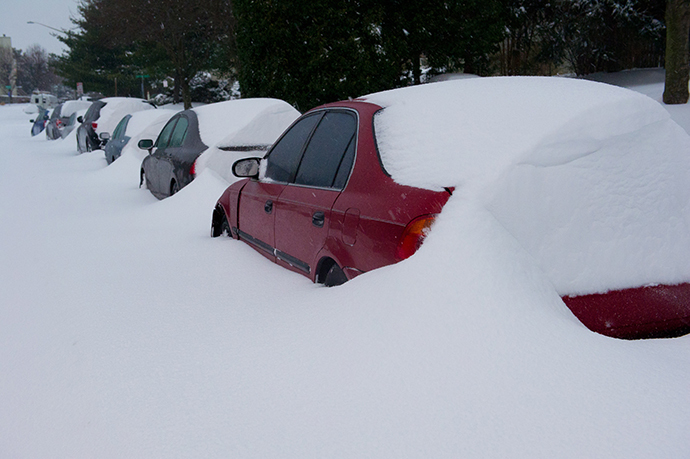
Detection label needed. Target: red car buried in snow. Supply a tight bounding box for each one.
[211,100,451,286]
[212,79,690,341]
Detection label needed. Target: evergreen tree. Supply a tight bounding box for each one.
[54,0,140,97]
[100,0,236,109]
[235,0,506,110]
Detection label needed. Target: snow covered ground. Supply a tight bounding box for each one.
[1,73,689,458]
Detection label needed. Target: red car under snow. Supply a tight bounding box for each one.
[212,98,690,341]
[212,100,451,286]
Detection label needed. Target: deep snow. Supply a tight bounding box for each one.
[366,77,690,295]
[0,74,689,458]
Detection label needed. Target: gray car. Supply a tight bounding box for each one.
[139,110,206,199]
[103,114,132,164]
[46,100,92,140]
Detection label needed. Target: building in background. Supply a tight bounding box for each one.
[1,35,18,102]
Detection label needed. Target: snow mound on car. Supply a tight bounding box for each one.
[60,100,92,117]
[195,99,300,183]
[364,77,690,295]
[98,97,155,135]
[118,109,180,161]
[194,98,299,149]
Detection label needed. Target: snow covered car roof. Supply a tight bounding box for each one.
[97,97,156,135]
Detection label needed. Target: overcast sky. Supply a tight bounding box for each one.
[1,0,79,55]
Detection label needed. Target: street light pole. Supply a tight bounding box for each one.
[26,21,67,35]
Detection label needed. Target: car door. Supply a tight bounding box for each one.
[159,115,190,195]
[236,113,322,262]
[273,110,358,276]
[145,116,178,195]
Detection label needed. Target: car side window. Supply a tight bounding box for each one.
[294,111,357,189]
[169,116,188,148]
[265,113,321,183]
[155,118,178,150]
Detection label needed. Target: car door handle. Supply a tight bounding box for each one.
[312,211,325,228]
[264,200,273,214]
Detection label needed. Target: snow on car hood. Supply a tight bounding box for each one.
[364,77,690,296]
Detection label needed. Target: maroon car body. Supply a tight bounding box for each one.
[212,100,450,284]
[212,99,690,341]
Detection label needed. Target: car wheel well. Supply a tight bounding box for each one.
[316,257,347,286]
[211,204,230,238]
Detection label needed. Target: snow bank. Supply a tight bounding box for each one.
[2,89,690,458]
[365,77,690,295]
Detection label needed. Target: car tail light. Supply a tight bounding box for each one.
[395,214,437,261]
[91,122,98,130]
[56,119,63,128]
[190,160,197,177]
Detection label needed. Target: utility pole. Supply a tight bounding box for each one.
[136,74,149,99]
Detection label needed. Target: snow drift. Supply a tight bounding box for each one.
[365,77,690,296]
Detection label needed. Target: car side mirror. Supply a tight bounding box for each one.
[232,157,261,179]
[138,139,154,153]
[77,116,83,123]
[99,132,110,141]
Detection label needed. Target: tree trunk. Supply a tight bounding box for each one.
[664,0,690,104]
[173,71,181,104]
[412,53,422,85]
[181,77,192,110]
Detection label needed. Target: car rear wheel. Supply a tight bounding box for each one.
[170,180,179,196]
[323,262,347,287]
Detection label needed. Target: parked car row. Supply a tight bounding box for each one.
[36,80,690,341]
[46,100,93,140]
[77,97,157,153]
